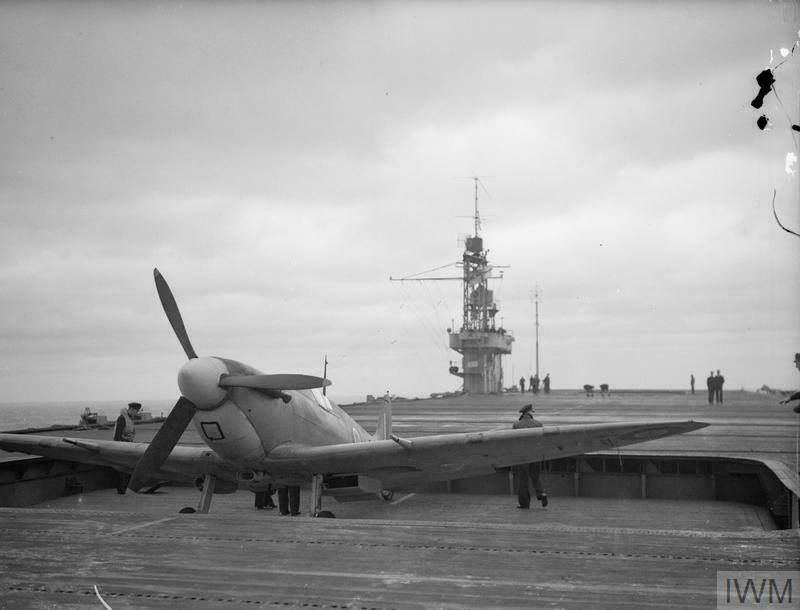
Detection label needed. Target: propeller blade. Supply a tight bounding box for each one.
[219,374,332,391]
[128,396,197,492]
[154,268,198,359]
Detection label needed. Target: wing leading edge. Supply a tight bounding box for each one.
[264,420,709,486]
[0,420,708,490]
[0,433,235,485]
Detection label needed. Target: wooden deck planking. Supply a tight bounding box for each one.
[1,490,798,609]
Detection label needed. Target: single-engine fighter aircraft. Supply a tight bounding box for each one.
[0,269,709,516]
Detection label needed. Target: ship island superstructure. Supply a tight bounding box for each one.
[447,179,514,394]
[391,178,514,395]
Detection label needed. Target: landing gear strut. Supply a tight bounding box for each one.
[310,473,335,518]
[179,474,217,514]
[197,473,216,513]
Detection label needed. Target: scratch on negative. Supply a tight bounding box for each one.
[111,517,175,535]
[94,584,112,609]
[391,493,416,505]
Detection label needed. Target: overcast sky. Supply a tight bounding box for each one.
[0,1,798,406]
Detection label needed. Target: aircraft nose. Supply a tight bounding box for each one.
[177,357,230,410]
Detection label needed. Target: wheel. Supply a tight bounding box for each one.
[315,510,335,518]
[380,489,394,501]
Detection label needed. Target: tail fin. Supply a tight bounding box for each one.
[375,396,392,440]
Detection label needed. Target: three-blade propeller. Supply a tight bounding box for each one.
[154,269,197,360]
[219,374,332,391]
[127,396,196,492]
[127,268,331,492]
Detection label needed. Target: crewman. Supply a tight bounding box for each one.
[512,404,548,508]
[519,376,526,393]
[543,374,550,394]
[706,371,714,404]
[278,485,301,516]
[113,401,141,494]
[254,485,276,509]
[779,353,800,413]
[714,370,725,404]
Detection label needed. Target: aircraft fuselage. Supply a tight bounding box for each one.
[179,356,373,472]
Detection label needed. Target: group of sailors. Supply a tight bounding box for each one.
[705,370,726,404]
[519,373,550,394]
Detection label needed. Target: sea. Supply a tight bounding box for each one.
[0,400,178,431]
[0,394,368,432]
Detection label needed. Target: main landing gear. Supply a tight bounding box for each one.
[309,474,395,517]
[310,474,334,518]
[177,473,218,514]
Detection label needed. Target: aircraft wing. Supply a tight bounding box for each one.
[0,420,707,491]
[0,433,237,485]
[264,420,709,486]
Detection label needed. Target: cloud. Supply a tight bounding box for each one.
[0,1,797,404]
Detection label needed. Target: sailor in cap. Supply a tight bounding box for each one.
[780,353,800,413]
[113,401,143,494]
[512,404,548,508]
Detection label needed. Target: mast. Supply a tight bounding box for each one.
[473,176,480,236]
[449,178,514,394]
[534,288,540,378]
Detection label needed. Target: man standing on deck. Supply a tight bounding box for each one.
[779,353,800,413]
[519,376,525,394]
[690,374,695,395]
[706,371,715,404]
[277,485,301,516]
[543,374,551,394]
[113,401,141,494]
[512,404,548,508]
[714,370,725,404]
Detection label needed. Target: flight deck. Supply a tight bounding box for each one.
[1,489,797,609]
[1,389,798,608]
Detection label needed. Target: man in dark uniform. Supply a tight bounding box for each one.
[254,485,276,509]
[113,401,141,494]
[278,485,301,516]
[690,374,695,394]
[706,371,715,404]
[512,404,548,508]
[714,370,725,404]
[519,376,525,393]
[543,374,550,394]
[780,353,800,413]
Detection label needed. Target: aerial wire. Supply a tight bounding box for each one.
[395,283,442,391]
